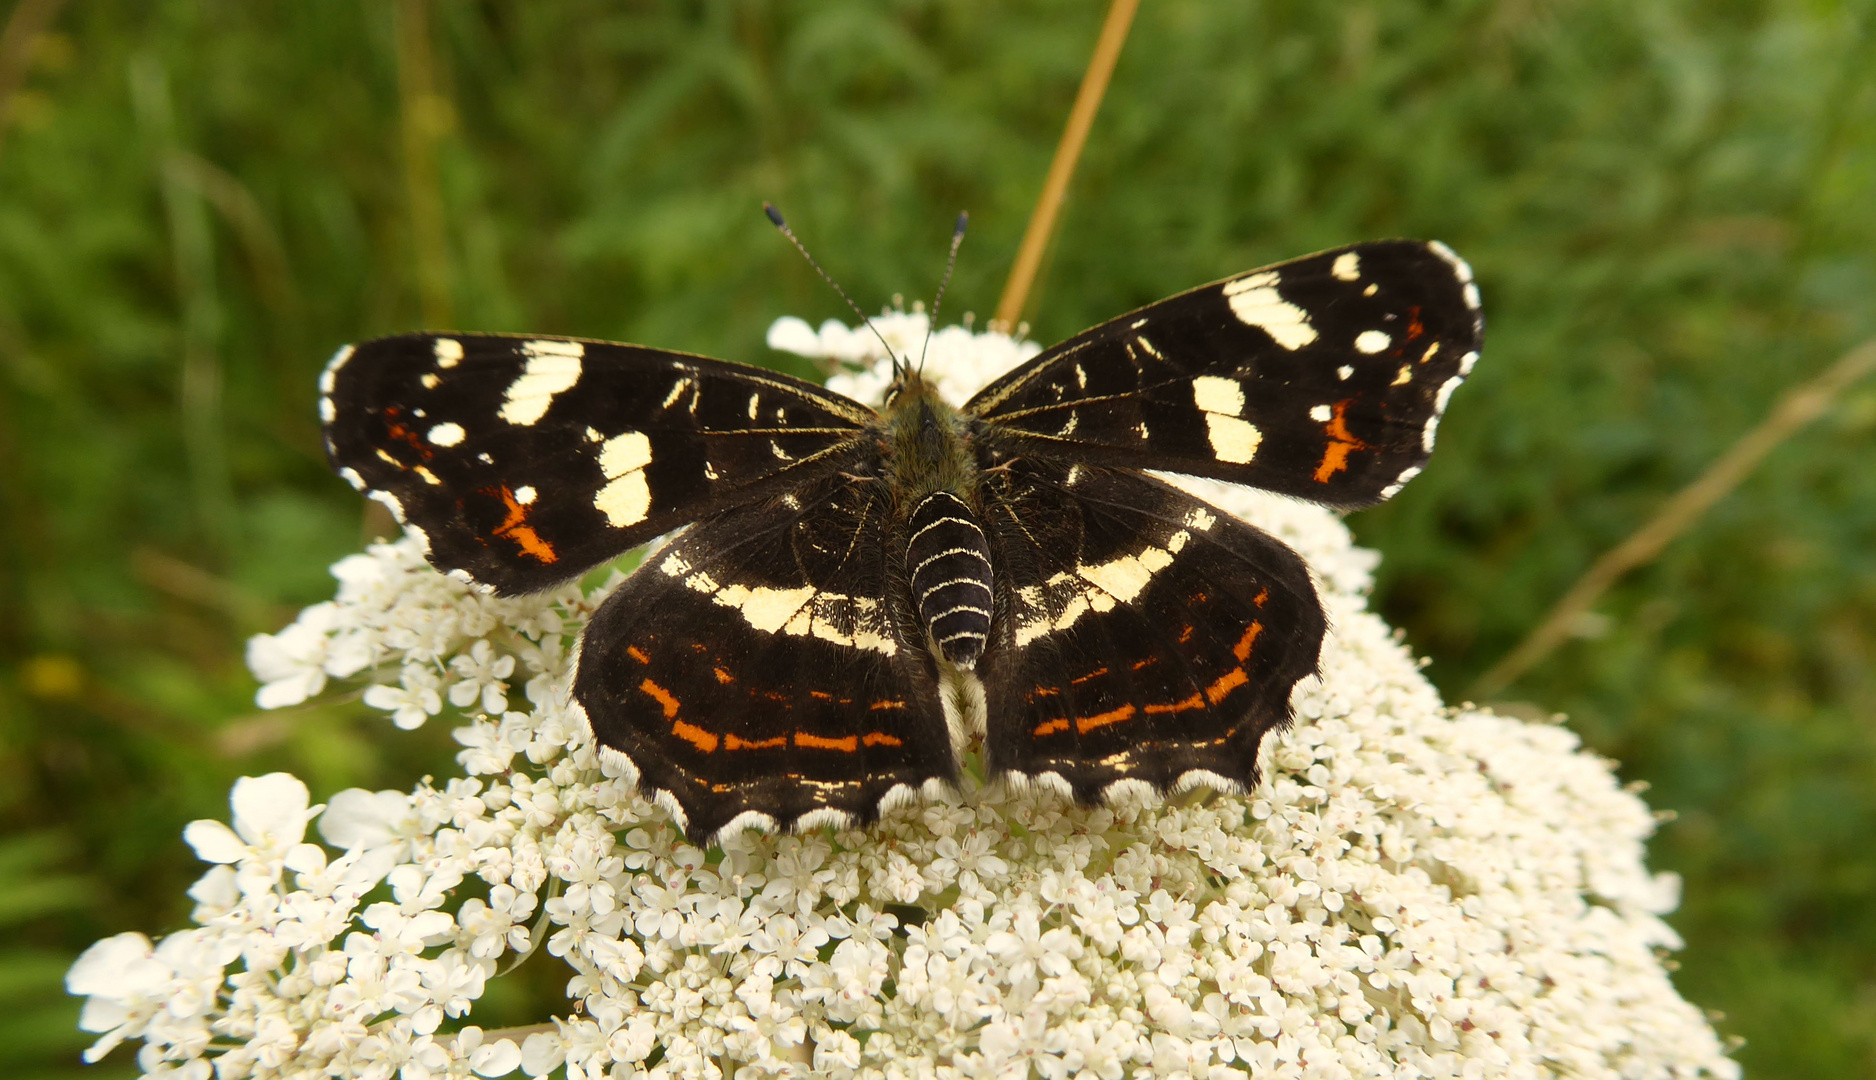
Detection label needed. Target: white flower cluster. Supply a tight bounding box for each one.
[70,315,1738,1080]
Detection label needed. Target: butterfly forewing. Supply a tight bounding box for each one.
[965,241,1482,508]
[976,461,1325,798]
[572,470,955,840]
[321,332,874,594]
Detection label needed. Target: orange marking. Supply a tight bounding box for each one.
[490,486,559,564]
[714,666,736,684]
[810,690,833,700]
[1312,400,1370,484]
[1070,667,1108,685]
[1028,685,1061,699]
[639,679,681,718]
[671,719,717,754]
[1132,657,1158,670]
[862,731,904,747]
[1406,305,1425,342]
[869,699,906,711]
[1033,718,1070,737]
[1145,693,1205,715]
[1076,704,1137,734]
[1178,624,1195,644]
[1233,621,1264,662]
[795,732,858,752]
[1205,668,1249,705]
[380,407,433,460]
[627,646,650,664]
[725,733,787,751]
[1253,587,1269,608]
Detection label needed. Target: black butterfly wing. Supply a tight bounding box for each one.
[572,469,955,843]
[976,459,1325,799]
[321,332,875,595]
[966,241,1482,508]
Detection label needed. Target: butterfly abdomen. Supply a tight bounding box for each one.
[906,490,993,668]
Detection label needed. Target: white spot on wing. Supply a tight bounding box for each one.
[421,374,439,389]
[1379,464,1423,499]
[598,431,652,478]
[498,341,584,426]
[319,344,353,393]
[1392,365,1412,386]
[1331,252,1361,281]
[1337,365,1354,380]
[1434,375,1463,414]
[1309,404,1332,422]
[1222,272,1317,350]
[434,338,464,368]
[427,421,466,446]
[1355,330,1391,354]
[595,471,651,527]
[1191,375,1245,417]
[1459,350,1480,375]
[319,397,335,422]
[1204,413,1262,464]
[711,583,816,633]
[339,467,366,491]
[514,485,536,505]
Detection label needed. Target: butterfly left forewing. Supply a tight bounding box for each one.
[966,240,1481,508]
[322,332,874,595]
[975,460,1325,800]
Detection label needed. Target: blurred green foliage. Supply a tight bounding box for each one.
[1,1,1872,1076]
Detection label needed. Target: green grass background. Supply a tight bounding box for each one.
[3,1,1873,1076]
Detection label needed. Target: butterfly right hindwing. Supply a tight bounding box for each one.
[975,458,1326,800]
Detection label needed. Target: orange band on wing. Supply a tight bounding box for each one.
[638,678,680,718]
[1075,704,1137,734]
[795,732,858,752]
[670,719,716,753]
[1205,667,1249,705]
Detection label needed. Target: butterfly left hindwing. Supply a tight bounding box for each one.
[571,469,955,840]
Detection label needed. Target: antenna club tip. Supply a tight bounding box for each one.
[763,203,786,228]
[954,211,969,233]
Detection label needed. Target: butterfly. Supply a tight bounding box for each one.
[320,238,1481,844]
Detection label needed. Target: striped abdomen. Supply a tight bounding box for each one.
[906,491,993,667]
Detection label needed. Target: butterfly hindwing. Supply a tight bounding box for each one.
[571,469,956,841]
[321,332,875,594]
[976,459,1325,800]
[965,241,1482,508]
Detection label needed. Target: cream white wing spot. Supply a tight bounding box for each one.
[1204,413,1262,465]
[1355,330,1391,354]
[1337,365,1354,381]
[427,422,466,447]
[421,374,439,389]
[1331,252,1361,281]
[1363,283,1378,297]
[1392,365,1412,386]
[1379,464,1423,499]
[1222,271,1317,350]
[514,485,536,505]
[1459,350,1480,375]
[594,430,654,528]
[499,340,584,426]
[433,338,463,368]
[1012,528,1192,645]
[1191,375,1245,417]
[1309,404,1332,422]
[319,397,335,422]
[320,344,352,393]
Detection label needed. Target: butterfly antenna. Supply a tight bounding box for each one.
[917,211,968,374]
[763,203,901,375]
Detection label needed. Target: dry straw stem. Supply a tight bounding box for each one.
[993,0,1139,330]
[395,0,454,329]
[1471,337,1876,700]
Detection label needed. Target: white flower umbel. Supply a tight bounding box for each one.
[72,313,1738,1079]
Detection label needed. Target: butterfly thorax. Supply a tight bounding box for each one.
[877,373,994,669]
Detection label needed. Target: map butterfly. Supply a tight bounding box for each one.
[320,236,1481,844]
